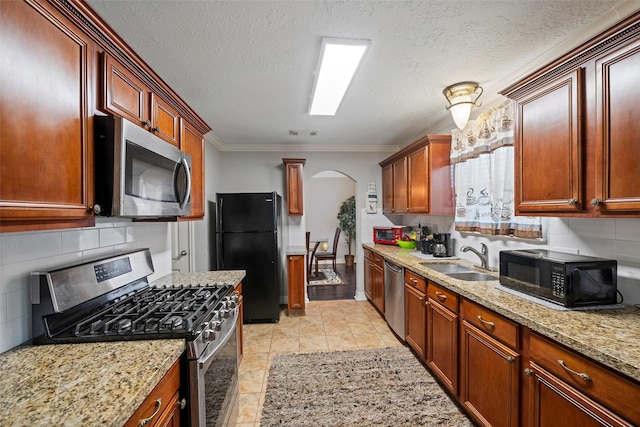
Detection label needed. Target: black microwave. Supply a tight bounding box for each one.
[499,249,617,308]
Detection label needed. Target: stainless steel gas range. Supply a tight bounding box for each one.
[31,248,239,426]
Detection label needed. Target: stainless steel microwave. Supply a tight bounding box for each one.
[94,116,192,218]
[499,249,617,308]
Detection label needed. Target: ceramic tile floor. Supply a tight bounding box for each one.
[235,299,404,426]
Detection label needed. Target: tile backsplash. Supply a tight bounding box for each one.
[0,218,171,354]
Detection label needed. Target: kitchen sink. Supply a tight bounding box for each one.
[420,263,471,273]
[445,272,498,282]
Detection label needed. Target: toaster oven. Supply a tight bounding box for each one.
[373,226,411,245]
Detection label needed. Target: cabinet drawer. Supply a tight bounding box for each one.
[364,248,373,261]
[530,333,640,425]
[461,299,518,348]
[405,270,426,293]
[372,253,384,269]
[428,282,458,313]
[124,360,181,427]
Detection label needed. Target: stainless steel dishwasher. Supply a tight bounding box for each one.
[384,260,405,340]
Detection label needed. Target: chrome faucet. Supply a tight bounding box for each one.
[460,243,489,270]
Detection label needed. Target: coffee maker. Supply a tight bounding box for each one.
[432,233,452,257]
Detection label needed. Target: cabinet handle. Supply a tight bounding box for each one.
[139,398,162,426]
[558,360,592,382]
[143,120,152,128]
[524,368,533,376]
[590,198,602,206]
[151,127,159,133]
[435,291,447,301]
[568,198,577,206]
[179,397,187,410]
[410,278,418,285]
[477,315,495,329]
[418,296,424,302]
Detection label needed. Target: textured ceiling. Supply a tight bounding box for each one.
[86,0,639,151]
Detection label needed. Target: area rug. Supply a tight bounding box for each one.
[260,346,473,426]
[307,269,346,285]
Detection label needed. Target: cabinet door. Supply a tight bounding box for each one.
[287,255,305,311]
[516,69,584,214]
[364,257,373,300]
[372,263,384,314]
[180,120,204,219]
[235,283,243,364]
[283,159,305,216]
[594,38,640,212]
[155,391,181,427]
[0,0,94,232]
[427,300,458,394]
[151,93,181,147]
[392,157,408,213]
[527,362,634,427]
[404,283,426,358]
[461,320,520,427]
[407,146,428,213]
[102,52,149,127]
[381,164,393,213]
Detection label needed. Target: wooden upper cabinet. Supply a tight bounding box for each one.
[102,52,149,127]
[282,158,305,216]
[180,120,205,219]
[392,157,408,213]
[380,134,453,215]
[102,53,180,147]
[594,37,640,212]
[515,69,584,214]
[0,0,95,232]
[502,11,640,217]
[381,164,393,213]
[151,93,181,147]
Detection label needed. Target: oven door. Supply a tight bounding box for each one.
[189,310,239,427]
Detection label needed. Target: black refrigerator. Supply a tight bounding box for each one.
[216,192,283,323]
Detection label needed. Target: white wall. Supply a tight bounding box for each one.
[0,219,172,353]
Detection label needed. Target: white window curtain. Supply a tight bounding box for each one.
[451,100,542,239]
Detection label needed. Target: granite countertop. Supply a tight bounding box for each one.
[0,340,185,427]
[0,270,246,426]
[151,269,246,287]
[364,243,640,382]
[287,245,307,256]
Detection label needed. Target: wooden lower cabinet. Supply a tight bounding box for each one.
[404,270,427,358]
[526,362,634,427]
[364,248,384,313]
[235,282,243,364]
[364,250,373,300]
[125,360,182,427]
[287,255,305,314]
[427,282,458,394]
[370,253,384,314]
[460,320,520,427]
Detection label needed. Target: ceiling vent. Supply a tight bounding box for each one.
[289,129,318,136]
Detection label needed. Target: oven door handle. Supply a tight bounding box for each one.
[199,308,239,370]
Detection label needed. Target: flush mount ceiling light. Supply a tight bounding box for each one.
[309,37,371,116]
[443,81,483,130]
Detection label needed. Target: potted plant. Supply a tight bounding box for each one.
[337,195,356,266]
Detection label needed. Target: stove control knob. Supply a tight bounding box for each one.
[210,320,222,331]
[203,329,217,341]
[224,299,237,309]
[219,309,230,319]
[230,293,240,304]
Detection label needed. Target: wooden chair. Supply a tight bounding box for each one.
[315,228,341,274]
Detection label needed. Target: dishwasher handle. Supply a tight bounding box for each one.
[384,261,403,273]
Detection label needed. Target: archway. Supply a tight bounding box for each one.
[305,170,356,300]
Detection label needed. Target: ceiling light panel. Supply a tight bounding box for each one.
[309,38,371,116]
